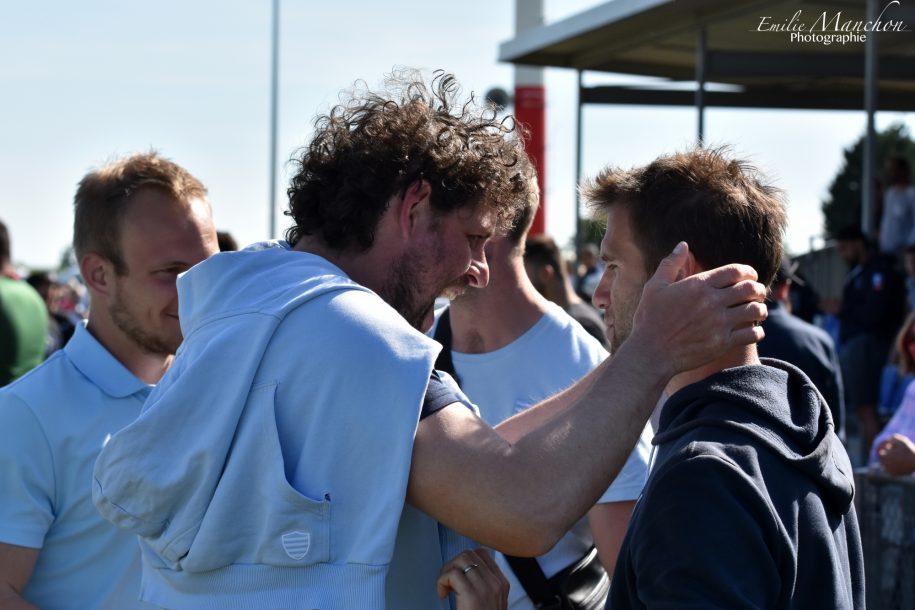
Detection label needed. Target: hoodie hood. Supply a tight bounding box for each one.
[93,241,379,548]
[655,359,854,513]
[93,240,443,608]
[176,240,361,338]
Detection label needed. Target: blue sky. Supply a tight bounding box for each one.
[2,0,913,269]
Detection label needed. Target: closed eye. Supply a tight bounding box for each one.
[155,266,188,277]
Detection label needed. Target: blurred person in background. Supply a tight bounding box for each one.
[832,225,906,463]
[786,265,821,324]
[575,243,603,302]
[877,312,915,423]
[0,152,218,610]
[26,271,77,355]
[870,312,915,475]
[217,230,239,252]
[758,257,845,439]
[0,220,48,387]
[524,234,609,350]
[57,277,89,324]
[872,427,915,476]
[903,245,915,312]
[879,157,915,261]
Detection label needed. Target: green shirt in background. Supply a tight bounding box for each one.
[0,277,48,386]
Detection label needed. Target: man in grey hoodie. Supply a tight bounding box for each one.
[584,147,863,609]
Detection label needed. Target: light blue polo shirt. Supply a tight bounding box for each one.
[0,322,153,609]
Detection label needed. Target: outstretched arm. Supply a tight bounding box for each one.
[408,243,768,555]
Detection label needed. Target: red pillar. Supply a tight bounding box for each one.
[514,0,546,236]
[515,84,546,236]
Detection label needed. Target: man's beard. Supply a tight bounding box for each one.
[109,293,177,356]
[380,229,472,329]
[381,254,438,329]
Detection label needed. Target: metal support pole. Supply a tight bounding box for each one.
[268,0,280,239]
[863,0,878,236]
[574,70,584,260]
[695,27,707,146]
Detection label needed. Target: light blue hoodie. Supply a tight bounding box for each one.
[93,241,441,610]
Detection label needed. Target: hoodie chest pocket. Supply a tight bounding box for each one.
[177,382,332,572]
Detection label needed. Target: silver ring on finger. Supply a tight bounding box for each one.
[462,563,480,575]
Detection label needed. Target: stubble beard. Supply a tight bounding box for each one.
[610,327,628,355]
[608,304,637,355]
[382,252,437,330]
[109,290,177,357]
[382,233,460,330]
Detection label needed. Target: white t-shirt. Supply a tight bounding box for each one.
[447,303,652,610]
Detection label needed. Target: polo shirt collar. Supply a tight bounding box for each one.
[65,322,152,398]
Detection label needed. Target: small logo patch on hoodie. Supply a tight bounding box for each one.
[281,531,311,560]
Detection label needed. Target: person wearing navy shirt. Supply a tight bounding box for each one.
[835,225,906,462]
[759,258,845,439]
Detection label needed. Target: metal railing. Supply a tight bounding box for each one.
[855,468,915,609]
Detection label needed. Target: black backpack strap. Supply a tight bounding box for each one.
[503,555,563,609]
[432,307,461,386]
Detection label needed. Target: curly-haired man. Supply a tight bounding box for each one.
[93,72,768,610]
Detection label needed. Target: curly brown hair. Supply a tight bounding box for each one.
[285,70,533,251]
[583,146,787,287]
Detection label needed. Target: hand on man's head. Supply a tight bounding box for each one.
[628,242,768,378]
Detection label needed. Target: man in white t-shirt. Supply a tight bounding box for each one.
[438,183,651,609]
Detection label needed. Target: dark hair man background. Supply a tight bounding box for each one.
[0,152,218,609]
[26,271,77,355]
[216,230,239,252]
[575,243,603,302]
[758,257,845,440]
[584,147,862,609]
[834,225,905,463]
[879,156,915,259]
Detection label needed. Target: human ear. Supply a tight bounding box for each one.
[398,179,433,239]
[79,253,115,297]
[674,251,699,281]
